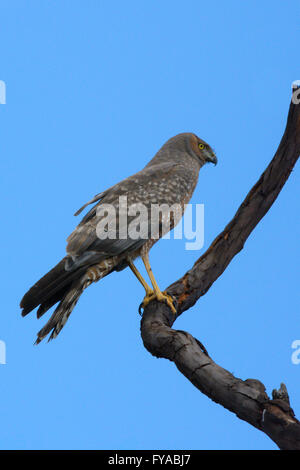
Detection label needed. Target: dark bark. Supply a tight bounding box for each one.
[140,85,300,450]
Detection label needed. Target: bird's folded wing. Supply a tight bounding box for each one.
[66,161,181,261]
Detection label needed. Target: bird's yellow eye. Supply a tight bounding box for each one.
[198,143,205,150]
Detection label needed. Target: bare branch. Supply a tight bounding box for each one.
[140,86,300,449]
[167,86,300,315]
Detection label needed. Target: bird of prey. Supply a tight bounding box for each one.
[20,133,217,343]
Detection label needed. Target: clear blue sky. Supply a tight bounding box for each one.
[1,1,299,450]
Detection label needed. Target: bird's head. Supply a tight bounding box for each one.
[188,133,217,166]
[161,133,217,166]
[146,132,217,169]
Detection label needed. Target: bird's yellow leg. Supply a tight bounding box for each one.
[141,253,177,314]
[127,259,153,297]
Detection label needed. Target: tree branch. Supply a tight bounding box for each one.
[140,85,300,450]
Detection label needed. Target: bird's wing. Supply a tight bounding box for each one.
[74,188,111,217]
[65,162,181,266]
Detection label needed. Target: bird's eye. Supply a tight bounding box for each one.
[198,143,205,150]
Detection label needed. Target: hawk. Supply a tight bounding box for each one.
[20,133,217,343]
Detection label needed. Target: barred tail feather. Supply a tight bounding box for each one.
[35,277,88,344]
[34,261,116,344]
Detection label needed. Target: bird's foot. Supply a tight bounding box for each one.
[138,290,153,315]
[139,290,177,315]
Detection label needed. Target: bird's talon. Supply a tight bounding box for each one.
[138,302,144,316]
[160,291,177,314]
[138,290,154,315]
[139,291,177,314]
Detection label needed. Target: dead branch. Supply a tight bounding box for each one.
[140,85,300,450]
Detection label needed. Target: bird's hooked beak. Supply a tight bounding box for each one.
[204,147,217,165]
[209,153,218,165]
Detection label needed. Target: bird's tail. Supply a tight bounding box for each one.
[35,274,91,344]
[20,258,116,343]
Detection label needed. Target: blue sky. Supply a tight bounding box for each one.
[1,1,299,450]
